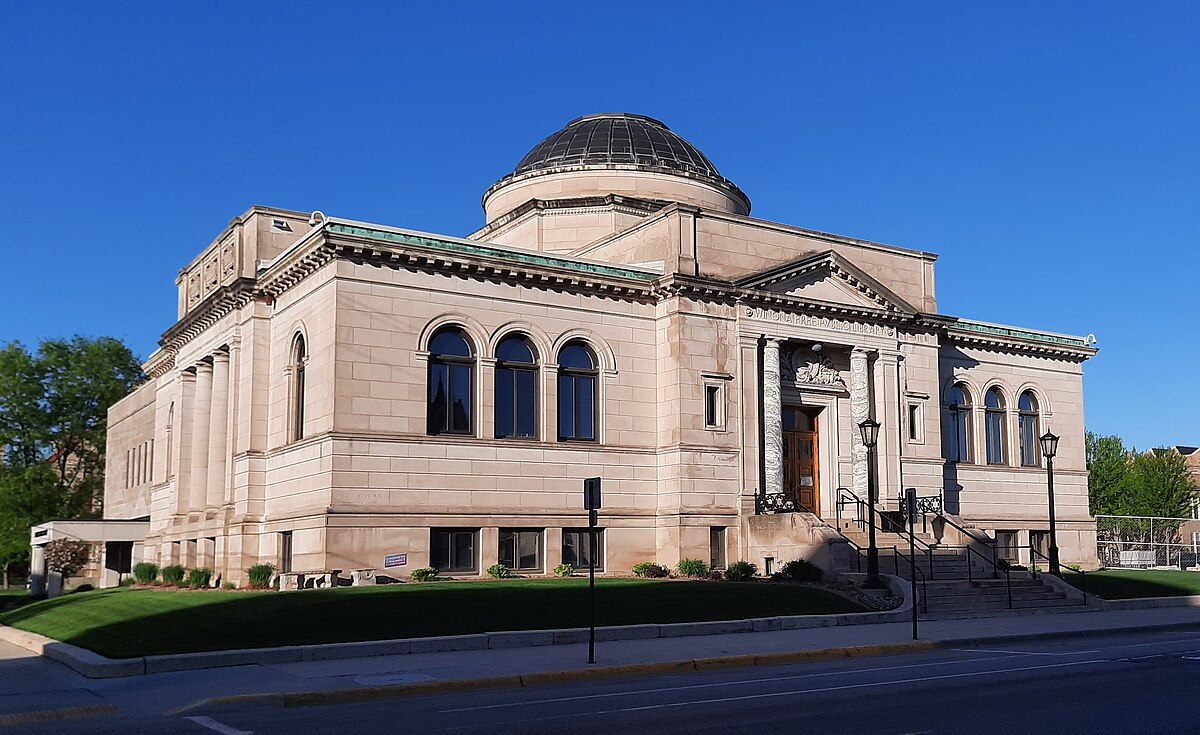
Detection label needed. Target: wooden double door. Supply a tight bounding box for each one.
[782,407,821,515]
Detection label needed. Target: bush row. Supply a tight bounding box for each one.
[125,561,278,589]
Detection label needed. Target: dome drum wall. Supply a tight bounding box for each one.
[484,113,750,226]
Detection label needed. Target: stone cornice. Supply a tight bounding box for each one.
[143,349,176,379]
[940,323,1098,361]
[256,223,662,304]
[158,278,258,351]
[470,194,667,240]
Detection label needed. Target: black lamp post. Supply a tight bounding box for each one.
[859,418,884,589]
[1040,430,1062,577]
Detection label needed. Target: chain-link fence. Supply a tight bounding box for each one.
[1096,514,1200,569]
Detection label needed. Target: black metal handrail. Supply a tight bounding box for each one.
[936,511,1001,571]
[841,537,928,613]
[966,544,1013,608]
[756,489,816,515]
[839,487,942,580]
[1027,544,1088,606]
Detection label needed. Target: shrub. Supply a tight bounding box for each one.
[187,568,213,589]
[411,567,438,582]
[246,563,276,589]
[707,569,725,581]
[118,577,136,587]
[554,563,575,577]
[44,539,91,578]
[161,565,185,586]
[133,562,159,584]
[724,560,758,582]
[487,564,511,579]
[677,558,709,578]
[222,581,237,590]
[70,584,95,593]
[632,562,670,578]
[778,559,823,582]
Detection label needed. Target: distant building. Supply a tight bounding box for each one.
[48,113,1099,586]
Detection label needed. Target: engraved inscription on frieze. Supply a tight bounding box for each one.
[742,307,894,338]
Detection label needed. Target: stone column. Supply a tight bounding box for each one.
[188,361,213,515]
[763,338,784,498]
[206,352,230,511]
[174,371,196,518]
[850,349,871,500]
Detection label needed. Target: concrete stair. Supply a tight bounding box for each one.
[838,525,1095,620]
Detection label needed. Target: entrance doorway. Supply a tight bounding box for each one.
[783,407,821,515]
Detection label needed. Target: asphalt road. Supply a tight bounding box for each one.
[11,629,1200,734]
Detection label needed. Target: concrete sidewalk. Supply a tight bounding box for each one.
[2,604,1200,724]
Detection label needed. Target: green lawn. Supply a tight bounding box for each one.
[1063,569,1200,600]
[0,578,863,659]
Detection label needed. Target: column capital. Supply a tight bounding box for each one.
[195,360,214,374]
[763,335,784,345]
[211,351,231,365]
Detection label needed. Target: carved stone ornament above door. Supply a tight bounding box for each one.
[783,348,847,389]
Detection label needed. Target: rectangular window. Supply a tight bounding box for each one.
[710,527,726,571]
[985,411,1006,464]
[1019,415,1039,467]
[562,528,604,571]
[995,530,1019,563]
[1030,531,1050,565]
[431,528,479,573]
[907,403,923,443]
[704,384,724,430]
[499,529,543,572]
[280,531,293,574]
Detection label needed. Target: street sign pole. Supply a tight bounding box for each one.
[584,477,602,664]
[906,487,919,641]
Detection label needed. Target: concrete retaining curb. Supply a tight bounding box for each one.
[0,582,913,679]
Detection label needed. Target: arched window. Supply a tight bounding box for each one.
[984,387,1007,465]
[1018,391,1040,467]
[495,335,537,439]
[946,384,972,462]
[288,334,307,442]
[557,342,597,442]
[427,328,474,435]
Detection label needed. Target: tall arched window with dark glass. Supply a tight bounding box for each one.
[495,335,537,439]
[557,342,597,442]
[427,328,474,435]
[288,333,307,442]
[1018,391,1040,467]
[984,387,1007,465]
[946,384,972,462]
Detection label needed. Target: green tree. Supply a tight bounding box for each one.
[1086,431,1131,516]
[0,337,143,588]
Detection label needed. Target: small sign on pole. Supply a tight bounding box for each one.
[584,477,602,510]
[905,488,919,641]
[584,477,601,664]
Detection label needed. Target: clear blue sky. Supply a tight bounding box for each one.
[1,3,1195,450]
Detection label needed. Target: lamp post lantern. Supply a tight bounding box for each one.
[1040,430,1062,577]
[859,418,884,589]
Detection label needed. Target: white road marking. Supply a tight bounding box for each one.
[185,715,253,735]
[958,648,1101,656]
[441,653,1041,713]
[441,659,1109,731]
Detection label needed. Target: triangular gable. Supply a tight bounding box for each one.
[733,250,917,314]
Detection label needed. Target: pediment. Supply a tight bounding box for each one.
[734,250,917,314]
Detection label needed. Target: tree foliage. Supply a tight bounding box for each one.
[1086,431,1198,519]
[0,336,143,585]
[44,538,91,577]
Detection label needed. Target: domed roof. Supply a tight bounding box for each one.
[512,113,721,178]
[490,113,748,211]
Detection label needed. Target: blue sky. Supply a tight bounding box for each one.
[1,3,1196,450]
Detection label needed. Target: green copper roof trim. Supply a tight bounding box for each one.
[327,223,660,282]
[950,320,1089,347]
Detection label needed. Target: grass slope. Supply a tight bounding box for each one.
[0,578,863,658]
[1064,569,1200,600]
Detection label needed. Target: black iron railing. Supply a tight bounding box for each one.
[1028,544,1088,606]
[756,489,815,515]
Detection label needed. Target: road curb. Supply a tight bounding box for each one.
[0,703,119,726]
[167,641,939,716]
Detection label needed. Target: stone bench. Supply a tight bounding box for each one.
[278,570,343,590]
